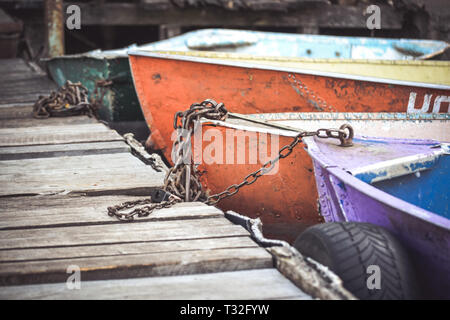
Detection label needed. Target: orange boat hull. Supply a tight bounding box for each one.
[128,52,450,242]
[197,124,321,242]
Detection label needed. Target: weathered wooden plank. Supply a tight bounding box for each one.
[0,105,33,119]
[0,116,97,128]
[0,153,146,173]
[0,247,272,286]
[0,93,51,105]
[0,76,56,91]
[0,58,52,106]
[0,129,123,147]
[0,58,54,106]
[0,153,165,196]
[0,199,222,230]
[0,87,55,104]
[0,217,246,250]
[0,72,51,82]
[0,269,310,300]
[0,123,111,135]
[0,59,32,74]
[0,165,150,178]
[0,141,130,160]
[0,235,256,263]
[0,193,144,212]
[0,169,165,197]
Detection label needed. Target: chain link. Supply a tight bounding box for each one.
[90,79,113,113]
[204,123,353,205]
[33,79,113,119]
[108,99,354,221]
[107,194,181,221]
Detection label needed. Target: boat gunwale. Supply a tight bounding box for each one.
[230,112,450,122]
[304,136,450,230]
[127,50,450,90]
[146,49,450,67]
[200,112,450,139]
[42,51,132,61]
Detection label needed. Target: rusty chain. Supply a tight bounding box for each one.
[107,192,182,221]
[108,99,227,221]
[205,123,353,206]
[90,79,113,114]
[33,79,112,119]
[108,99,354,221]
[165,99,228,202]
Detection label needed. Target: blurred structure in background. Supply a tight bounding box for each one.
[0,0,448,61]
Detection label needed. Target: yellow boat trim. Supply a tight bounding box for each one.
[148,50,450,86]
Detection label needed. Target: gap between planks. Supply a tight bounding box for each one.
[0,247,273,286]
[0,268,311,300]
[0,217,249,250]
[0,153,166,197]
[0,131,124,147]
[0,201,276,286]
[0,199,223,230]
[0,116,97,128]
[0,123,123,147]
[0,141,131,161]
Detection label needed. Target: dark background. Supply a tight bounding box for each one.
[0,0,449,61]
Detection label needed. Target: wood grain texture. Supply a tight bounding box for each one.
[0,153,165,197]
[0,75,56,104]
[0,199,223,229]
[0,123,123,147]
[0,268,310,300]
[0,171,165,197]
[0,59,32,73]
[0,141,130,160]
[0,105,33,120]
[0,59,56,105]
[0,202,273,286]
[0,217,246,250]
[0,123,111,134]
[0,116,97,128]
[0,130,124,147]
[0,247,273,285]
[0,153,144,173]
[0,236,257,263]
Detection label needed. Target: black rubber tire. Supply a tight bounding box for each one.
[293,222,419,300]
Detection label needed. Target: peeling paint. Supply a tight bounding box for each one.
[353,152,441,184]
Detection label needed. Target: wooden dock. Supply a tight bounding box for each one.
[0,59,313,300]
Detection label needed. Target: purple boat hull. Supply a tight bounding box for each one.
[305,137,450,299]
